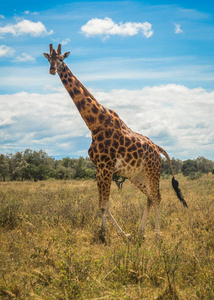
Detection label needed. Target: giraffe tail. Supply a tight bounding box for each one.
[172,177,188,208]
[158,146,188,208]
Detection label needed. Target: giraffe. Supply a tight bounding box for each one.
[43,44,188,241]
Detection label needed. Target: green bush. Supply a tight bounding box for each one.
[188,172,203,180]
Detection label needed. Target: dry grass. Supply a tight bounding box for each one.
[0,175,213,299]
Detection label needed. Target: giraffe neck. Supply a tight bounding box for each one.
[58,63,127,135]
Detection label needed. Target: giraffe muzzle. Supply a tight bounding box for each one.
[50,67,57,75]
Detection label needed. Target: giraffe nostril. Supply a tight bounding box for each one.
[50,68,56,75]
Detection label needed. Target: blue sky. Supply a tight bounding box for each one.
[0,0,214,160]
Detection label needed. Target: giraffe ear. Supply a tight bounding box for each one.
[43,53,50,60]
[63,52,70,60]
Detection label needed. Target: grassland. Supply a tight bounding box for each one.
[0,174,213,299]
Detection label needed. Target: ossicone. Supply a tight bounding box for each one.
[57,44,61,54]
[49,44,53,54]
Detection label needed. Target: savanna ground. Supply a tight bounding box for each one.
[0,174,213,299]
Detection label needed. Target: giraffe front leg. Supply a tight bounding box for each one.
[97,168,130,241]
[100,208,131,241]
[108,210,131,239]
[100,208,107,242]
[96,168,112,242]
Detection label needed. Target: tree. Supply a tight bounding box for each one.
[8,152,26,180]
[0,154,9,181]
[181,159,197,176]
[61,157,72,168]
[84,157,96,179]
[55,165,68,179]
[161,158,182,175]
[196,156,214,174]
[161,158,171,175]
[1,148,213,182]
[21,149,54,181]
[171,158,182,174]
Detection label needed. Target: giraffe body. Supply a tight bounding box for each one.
[44,45,187,240]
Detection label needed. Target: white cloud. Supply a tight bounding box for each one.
[0,45,15,57]
[12,53,35,62]
[81,17,153,38]
[92,85,213,159]
[0,91,87,156]
[0,19,53,36]
[0,15,5,19]
[0,84,213,160]
[61,38,70,45]
[24,11,38,16]
[174,23,183,34]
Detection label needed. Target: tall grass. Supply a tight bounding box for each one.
[0,175,213,299]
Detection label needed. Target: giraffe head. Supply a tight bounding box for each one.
[43,44,70,75]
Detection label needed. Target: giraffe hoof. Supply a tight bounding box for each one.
[139,231,146,239]
[99,234,106,243]
[99,230,106,243]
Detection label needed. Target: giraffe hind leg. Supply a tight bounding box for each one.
[147,180,162,239]
[154,202,162,239]
[129,173,150,237]
[130,172,161,239]
[139,201,151,238]
[139,195,161,239]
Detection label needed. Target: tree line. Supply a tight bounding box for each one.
[0,149,96,182]
[0,149,213,182]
